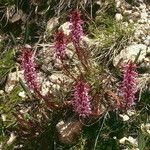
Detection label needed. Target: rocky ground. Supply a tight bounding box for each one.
[0,0,150,149]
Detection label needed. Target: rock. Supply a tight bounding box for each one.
[5,71,24,93]
[59,22,71,35]
[125,4,132,10]
[147,47,150,54]
[53,58,62,70]
[0,90,4,95]
[132,6,140,12]
[18,91,26,98]
[123,10,132,16]
[50,73,66,83]
[145,35,150,44]
[113,44,147,67]
[7,132,16,145]
[115,13,123,21]
[129,19,134,23]
[1,114,7,122]
[81,36,100,47]
[139,4,147,10]
[41,80,51,96]
[115,0,121,8]
[56,119,83,144]
[143,39,150,45]
[141,12,148,19]
[132,11,141,18]
[46,17,59,33]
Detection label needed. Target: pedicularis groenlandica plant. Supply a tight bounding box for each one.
[16,10,139,145]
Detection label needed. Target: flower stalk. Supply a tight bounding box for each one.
[121,62,137,108]
[72,80,92,117]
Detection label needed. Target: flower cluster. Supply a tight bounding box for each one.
[69,10,83,48]
[72,80,92,117]
[54,30,67,59]
[22,47,38,90]
[121,62,137,108]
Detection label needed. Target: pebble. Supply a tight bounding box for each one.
[132,11,141,18]
[139,4,147,10]
[115,13,123,21]
[123,10,132,16]
[0,90,4,95]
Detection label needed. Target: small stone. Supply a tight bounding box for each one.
[147,47,150,54]
[132,6,140,12]
[119,114,130,121]
[0,90,4,95]
[127,110,135,116]
[18,91,26,98]
[143,36,150,45]
[138,18,148,23]
[115,0,121,8]
[144,58,150,62]
[141,12,148,19]
[1,114,7,122]
[132,11,141,18]
[143,39,150,45]
[119,137,128,144]
[59,22,71,36]
[129,19,134,23]
[46,17,59,33]
[53,58,62,70]
[139,4,146,10]
[7,132,16,145]
[123,10,132,16]
[125,4,132,10]
[115,13,123,21]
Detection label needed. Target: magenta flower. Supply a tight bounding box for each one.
[69,10,83,49]
[22,47,38,90]
[54,30,66,59]
[72,80,92,117]
[121,62,137,108]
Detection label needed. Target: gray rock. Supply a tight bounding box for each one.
[113,44,147,67]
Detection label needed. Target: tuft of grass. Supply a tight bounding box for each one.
[88,13,134,64]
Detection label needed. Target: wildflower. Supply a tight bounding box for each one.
[121,62,137,108]
[69,10,83,48]
[22,46,38,90]
[72,80,92,117]
[54,30,66,59]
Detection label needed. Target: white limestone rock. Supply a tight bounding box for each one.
[113,44,147,67]
[115,13,123,21]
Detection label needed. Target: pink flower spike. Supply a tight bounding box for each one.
[54,31,66,59]
[72,80,92,117]
[69,10,83,48]
[22,46,38,91]
[121,62,137,108]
